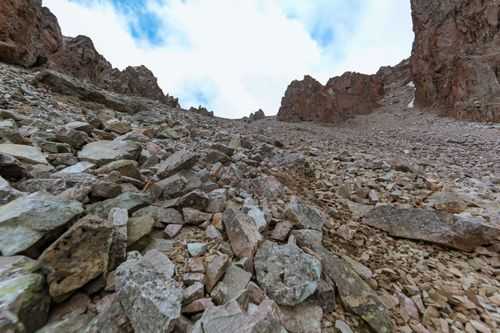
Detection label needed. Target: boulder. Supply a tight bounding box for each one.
[362,206,500,251]
[279,302,323,333]
[254,240,321,306]
[39,215,114,299]
[0,256,50,333]
[0,175,25,205]
[285,196,326,231]
[88,253,182,333]
[156,150,199,179]
[0,143,48,164]
[223,208,262,258]
[0,192,83,256]
[126,215,155,246]
[212,264,252,305]
[411,0,500,122]
[193,299,286,333]
[78,140,141,166]
[87,192,151,218]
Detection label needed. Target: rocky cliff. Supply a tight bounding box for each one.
[0,0,178,107]
[410,0,500,122]
[277,64,406,122]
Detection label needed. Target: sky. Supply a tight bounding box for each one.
[44,0,414,119]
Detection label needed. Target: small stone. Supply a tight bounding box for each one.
[164,224,183,238]
[156,150,199,179]
[104,119,131,134]
[285,196,325,231]
[279,302,323,333]
[212,264,252,305]
[187,242,208,257]
[183,208,211,225]
[183,273,205,286]
[127,215,155,246]
[182,282,206,305]
[206,225,223,240]
[206,254,230,292]
[271,221,293,241]
[223,208,262,257]
[0,143,48,164]
[78,140,141,166]
[335,320,354,333]
[182,298,214,314]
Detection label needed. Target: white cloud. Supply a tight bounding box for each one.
[43,0,413,118]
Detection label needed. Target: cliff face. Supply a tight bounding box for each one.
[277,64,409,123]
[0,0,178,107]
[410,0,500,122]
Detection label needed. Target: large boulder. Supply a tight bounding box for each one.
[0,256,50,333]
[78,140,142,166]
[0,192,83,256]
[39,215,114,300]
[254,240,321,306]
[362,206,500,251]
[410,0,500,122]
[0,0,62,67]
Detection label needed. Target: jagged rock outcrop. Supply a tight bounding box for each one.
[0,0,179,107]
[277,72,384,122]
[411,0,500,122]
[0,0,62,67]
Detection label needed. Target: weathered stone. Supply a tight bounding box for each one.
[182,282,205,305]
[187,242,208,257]
[212,264,252,305]
[0,192,83,256]
[182,298,214,315]
[36,313,95,333]
[271,221,294,241]
[127,215,155,246]
[206,254,230,292]
[96,160,142,180]
[285,196,326,231]
[164,224,183,238]
[55,127,89,149]
[294,233,393,333]
[87,192,151,218]
[176,190,209,211]
[244,201,268,232]
[254,240,321,306]
[0,256,50,333]
[183,208,211,225]
[78,140,141,166]
[193,299,286,333]
[104,119,131,134]
[156,174,187,199]
[0,144,47,164]
[39,215,113,299]
[279,302,323,333]
[206,188,227,213]
[108,208,128,271]
[362,206,500,251]
[156,150,199,179]
[223,208,262,258]
[0,153,27,180]
[53,162,95,176]
[0,175,24,205]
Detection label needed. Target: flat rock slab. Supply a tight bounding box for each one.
[362,206,500,251]
[0,143,48,164]
[0,192,83,256]
[254,240,321,306]
[78,140,141,166]
[156,150,199,179]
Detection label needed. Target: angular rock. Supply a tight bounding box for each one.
[53,161,95,176]
[164,224,183,238]
[285,196,326,231]
[39,215,113,299]
[182,282,205,305]
[96,160,142,180]
[127,215,155,246]
[156,174,187,199]
[78,140,141,166]
[87,192,151,218]
[362,206,500,251]
[156,150,199,179]
[193,299,286,333]
[182,298,214,315]
[279,302,323,333]
[254,240,321,306]
[294,233,393,333]
[0,143,48,164]
[0,256,50,333]
[212,264,252,305]
[183,208,211,225]
[176,190,209,211]
[0,192,83,256]
[108,208,128,271]
[223,208,262,258]
[0,175,24,205]
[206,254,230,292]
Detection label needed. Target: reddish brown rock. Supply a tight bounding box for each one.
[410,0,500,122]
[0,0,62,67]
[277,72,384,123]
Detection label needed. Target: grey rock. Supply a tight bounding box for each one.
[206,188,227,213]
[108,208,128,271]
[39,215,114,299]
[205,254,230,292]
[87,192,151,218]
[0,175,24,205]
[0,256,50,333]
[96,160,142,180]
[0,192,83,256]
[183,208,211,225]
[176,190,209,210]
[78,140,141,166]
[182,282,205,305]
[53,162,95,176]
[156,174,187,199]
[279,302,323,333]
[156,150,199,179]
[285,196,325,231]
[187,243,208,257]
[212,264,252,305]
[223,208,262,258]
[363,206,500,251]
[127,215,155,246]
[254,240,321,306]
[0,143,48,164]
[36,313,95,333]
